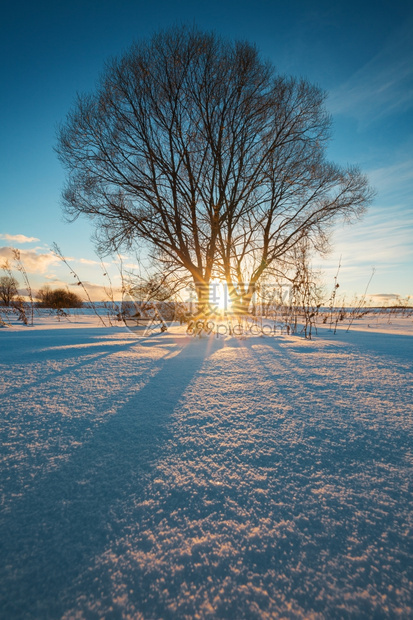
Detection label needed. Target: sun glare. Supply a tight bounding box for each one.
[209,281,232,313]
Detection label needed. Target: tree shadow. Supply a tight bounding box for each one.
[236,334,412,468]
[0,337,223,619]
[2,339,141,399]
[315,325,413,363]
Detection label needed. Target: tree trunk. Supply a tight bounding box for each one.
[227,282,256,315]
[194,281,210,316]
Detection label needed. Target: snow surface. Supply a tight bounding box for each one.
[0,314,412,618]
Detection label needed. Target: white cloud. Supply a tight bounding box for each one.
[0,234,40,243]
[123,263,141,270]
[0,247,59,273]
[76,257,112,267]
[68,280,123,301]
[371,293,401,301]
[370,293,412,305]
[77,258,102,266]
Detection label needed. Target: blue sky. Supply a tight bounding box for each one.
[1,0,412,302]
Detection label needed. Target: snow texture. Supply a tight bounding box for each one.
[0,314,412,618]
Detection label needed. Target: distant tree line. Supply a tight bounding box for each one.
[37,286,83,309]
[0,274,83,311]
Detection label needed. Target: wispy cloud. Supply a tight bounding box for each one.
[332,158,413,272]
[368,159,413,200]
[0,233,40,243]
[318,191,413,298]
[328,20,413,123]
[332,215,413,267]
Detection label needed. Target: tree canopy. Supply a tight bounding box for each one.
[57,26,373,312]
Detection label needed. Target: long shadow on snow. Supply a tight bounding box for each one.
[316,326,413,364]
[97,335,412,618]
[0,337,222,619]
[239,335,412,470]
[1,339,143,399]
[0,325,137,363]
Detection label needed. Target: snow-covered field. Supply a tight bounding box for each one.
[0,313,412,619]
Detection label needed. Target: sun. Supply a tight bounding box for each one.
[209,280,232,313]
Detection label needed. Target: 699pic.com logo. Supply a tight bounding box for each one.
[121,281,294,338]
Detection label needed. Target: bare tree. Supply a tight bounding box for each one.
[57,26,373,313]
[0,274,18,306]
[217,147,372,313]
